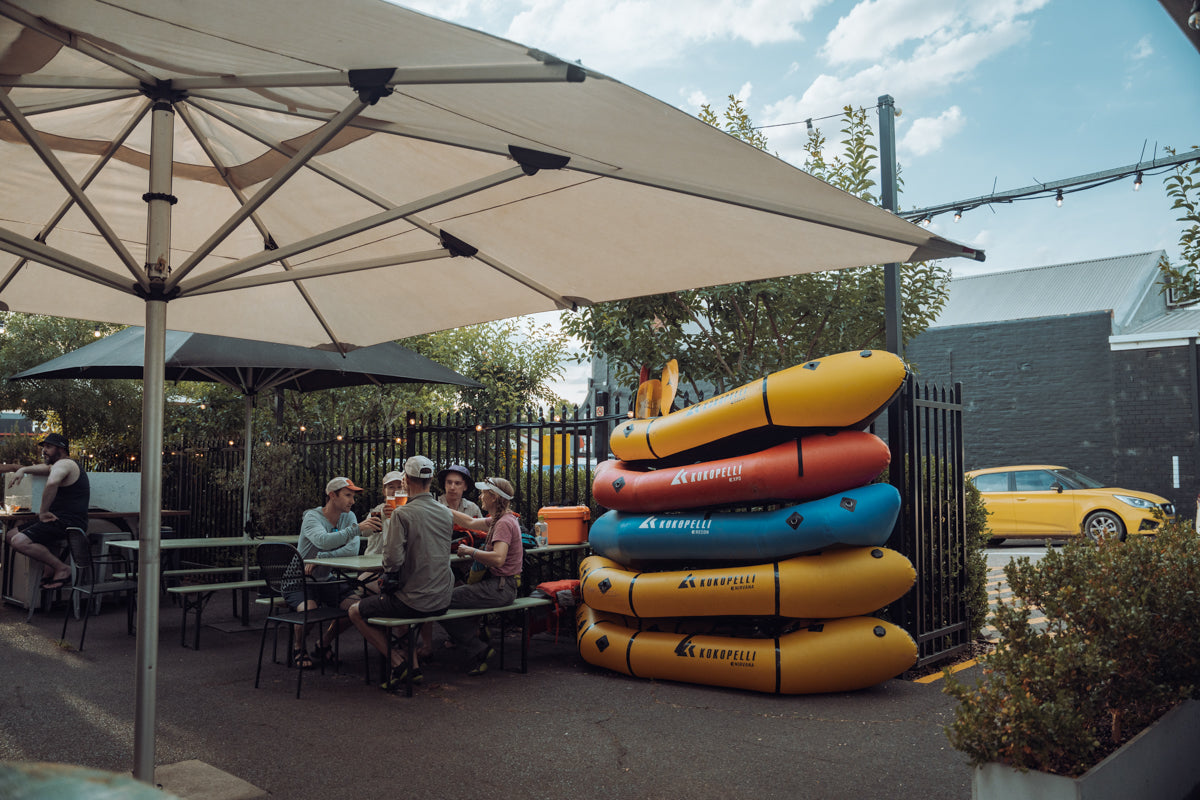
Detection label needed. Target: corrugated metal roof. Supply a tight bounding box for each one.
[1120,307,1200,335]
[931,251,1166,330]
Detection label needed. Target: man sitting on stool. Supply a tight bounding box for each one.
[2,433,89,591]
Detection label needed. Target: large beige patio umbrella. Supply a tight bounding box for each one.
[0,0,983,782]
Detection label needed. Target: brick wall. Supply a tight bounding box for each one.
[905,312,1198,518]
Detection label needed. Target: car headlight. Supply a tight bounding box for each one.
[1113,494,1158,510]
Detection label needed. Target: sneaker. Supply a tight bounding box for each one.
[380,662,423,691]
[467,646,495,676]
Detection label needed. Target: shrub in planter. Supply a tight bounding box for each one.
[944,519,1200,776]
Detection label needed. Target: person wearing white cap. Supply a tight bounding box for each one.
[442,476,523,676]
[363,470,407,556]
[349,455,454,690]
[290,476,382,669]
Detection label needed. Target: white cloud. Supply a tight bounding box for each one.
[821,0,963,66]
[900,106,964,157]
[407,0,828,75]
[686,89,711,110]
[758,0,1046,165]
[1131,35,1153,61]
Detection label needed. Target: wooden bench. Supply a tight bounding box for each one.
[166,579,267,650]
[367,596,553,696]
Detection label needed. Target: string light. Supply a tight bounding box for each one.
[902,150,1200,226]
[953,209,963,222]
[93,325,101,337]
[1055,189,1063,207]
[1133,171,1143,191]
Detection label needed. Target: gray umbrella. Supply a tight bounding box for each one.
[10,326,481,523]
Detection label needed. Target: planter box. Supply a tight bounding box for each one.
[973,699,1200,800]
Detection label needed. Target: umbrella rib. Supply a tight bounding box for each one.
[169,93,373,288]
[182,249,453,296]
[0,99,151,294]
[0,91,148,289]
[175,165,528,294]
[0,89,144,117]
[168,62,581,91]
[0,227,138,293]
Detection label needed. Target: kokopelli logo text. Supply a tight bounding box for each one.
[637,516,712,535]
[674,639,757,667]
[668,463,743,487]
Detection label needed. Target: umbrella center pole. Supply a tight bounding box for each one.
[133,95,177,785]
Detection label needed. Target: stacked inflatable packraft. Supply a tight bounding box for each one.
[577,349,919,694]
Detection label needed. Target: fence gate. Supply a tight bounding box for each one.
[885,378,970,667]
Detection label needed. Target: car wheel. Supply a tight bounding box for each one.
[987,537,1006,546]
[1083,511,1126,542]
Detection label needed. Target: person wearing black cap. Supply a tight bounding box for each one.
[2,433,89,590]
[437,464,481,518]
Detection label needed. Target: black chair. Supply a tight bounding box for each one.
[61,527,137,651]
[254,542,349,699]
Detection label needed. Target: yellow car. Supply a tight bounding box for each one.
[965,465,1175,542]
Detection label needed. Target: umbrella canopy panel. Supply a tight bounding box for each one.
[8,326,482,393]
[0,0,982,353]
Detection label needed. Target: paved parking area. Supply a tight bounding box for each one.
[0,593,977,800]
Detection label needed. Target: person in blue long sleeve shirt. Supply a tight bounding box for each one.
[290,476,381,668]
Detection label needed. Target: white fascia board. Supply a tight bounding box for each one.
[1109,331,1200,351]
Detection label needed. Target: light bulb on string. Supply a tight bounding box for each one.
[1055,189,1064,208]
[953,209,963,223]
[93,325,101,337]
[1133,172,1143,191]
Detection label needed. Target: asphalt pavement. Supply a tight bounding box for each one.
[0,590,980,800]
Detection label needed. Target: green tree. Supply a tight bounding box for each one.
[561,100,950,396]
[1156,146,1200,303]
[407,317,570,418]
[0,314,138,449]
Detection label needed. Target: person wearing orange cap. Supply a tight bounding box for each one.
[290,476,381,669]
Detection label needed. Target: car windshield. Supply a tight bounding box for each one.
[1049,468,1107,490]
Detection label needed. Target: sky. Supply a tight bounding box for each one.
[399,0,1200,403]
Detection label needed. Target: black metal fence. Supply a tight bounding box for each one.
[884,379,970,668]
[82,382,971,667]
[81,402,621,539]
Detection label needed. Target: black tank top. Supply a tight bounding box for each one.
[50,465,89,528]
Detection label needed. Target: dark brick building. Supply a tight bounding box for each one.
[905,250,1200,519]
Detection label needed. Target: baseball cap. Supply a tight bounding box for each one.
[39,433,69,452]
[437,464,473,485]
[325,477,364,495]
[382,470,405,486]
[404,455,435,479]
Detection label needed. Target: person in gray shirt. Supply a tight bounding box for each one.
[348,455,453,690]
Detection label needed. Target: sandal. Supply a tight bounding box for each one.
[292,648,314,670]
[312,644,336,665]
